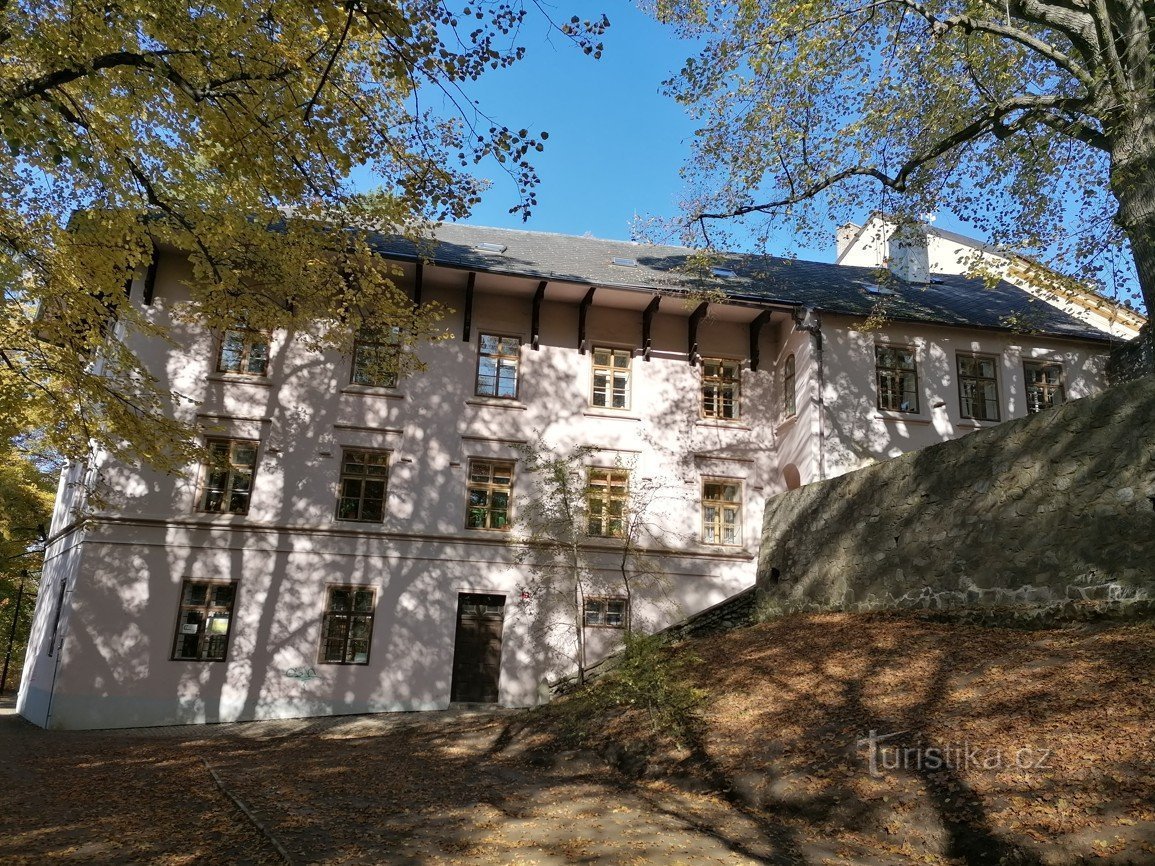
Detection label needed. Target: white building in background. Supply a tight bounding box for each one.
[18,223,1137,730]
[837,214,1147,341]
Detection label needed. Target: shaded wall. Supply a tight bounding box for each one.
[757,376,1155,612]
[1109,325,1154,385]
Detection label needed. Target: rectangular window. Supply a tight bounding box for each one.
[1024,361,1065,414]
[875,346,919,413]
[319,586,375,665]
[587,468,629,537]
[351,329,401,388]
[701,358,741,419]
[198,439,258,514]
[476,334,520,398]
[591,347,631,409]
[336,449,389,522]
[216,326,270,376]
[702,479,742,545]
[584,597,627,628]
[172,581,237,661]
[466,460,514,530]
[958,355,1001,421]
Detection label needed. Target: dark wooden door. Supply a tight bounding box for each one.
[450,593,506,703]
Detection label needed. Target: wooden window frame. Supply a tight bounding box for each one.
[318,585,376,665]
[197,439,259,515]
[700,358,741,420]
[216,326,270,376]
[351,328,401,389]
[701,478,743,546]
[783,354,796,418]
[875,345,920,413]
[335,449,390,523]
[590,346,632,410]
[584,596,628,629]
[587,467,629,537]
[171,580,238,662]
[1023,360,1065,414]
[466,459,514,531]
[957,353,1001,421]
[475,333,521,399]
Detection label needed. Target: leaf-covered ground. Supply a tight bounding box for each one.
[1,611,1152,864]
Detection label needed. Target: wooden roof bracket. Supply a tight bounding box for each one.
[641,295,660,361]
[531,281,547,350]
[578,287,596,354]
[749,310,772,371]
[462,272,476,342]
[688,302,708,364]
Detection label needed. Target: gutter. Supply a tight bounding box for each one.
[793,306,827,481]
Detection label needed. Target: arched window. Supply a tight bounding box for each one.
[783,354,796,418]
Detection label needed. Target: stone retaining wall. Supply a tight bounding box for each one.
[757,376,1155,615]
[1109,325,1154,384]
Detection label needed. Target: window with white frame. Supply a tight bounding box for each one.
[466,459,514,530]
[216,326,270,376]
[476,333,520,398]
[958,354,1001,421]
[701,479,742,545]
[591,347,631,409]
[172,581,237,661]
[783,354,796,418]
[319,586,375,664]
[1024,361,1065,414]
[198,439,258,514]
[351,328,401,388]
[587,467,628,537]
[584,597,627,628]
[875,345,919,413]
[701,358,741,420]
[335,449,389,522]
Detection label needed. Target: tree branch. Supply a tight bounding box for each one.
[693,94,1105,224]
[890,0,1097,91]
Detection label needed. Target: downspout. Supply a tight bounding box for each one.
[792,306,827,481]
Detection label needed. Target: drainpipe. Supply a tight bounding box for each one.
[792,306,827,481]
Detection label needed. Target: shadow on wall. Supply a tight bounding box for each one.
[59,289,772,726]
[757,375,1155,614]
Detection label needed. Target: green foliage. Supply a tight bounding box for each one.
[0,440,56,693]
[654,0,1155,315]
[542,632,705,748]
[0,1,607,474]
[596,631,706,744]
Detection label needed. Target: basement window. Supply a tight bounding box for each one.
[584,597,628,628]
[172,581,237,662]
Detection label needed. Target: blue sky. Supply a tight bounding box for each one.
[399,3,1048,271]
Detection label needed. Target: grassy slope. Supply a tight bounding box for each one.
[531,612,1155,865]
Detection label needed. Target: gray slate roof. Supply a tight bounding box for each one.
[369,223,1113,343]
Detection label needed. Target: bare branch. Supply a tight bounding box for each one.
[693,94,1105,225]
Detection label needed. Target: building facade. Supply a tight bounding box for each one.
[18,224,1132,729]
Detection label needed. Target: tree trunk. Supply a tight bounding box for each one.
[1109,140,1155,317]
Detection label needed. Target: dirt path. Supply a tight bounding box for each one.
[0,705,784,865]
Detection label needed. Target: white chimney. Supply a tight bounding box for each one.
[836,223,861,259]
[888,221,930,284]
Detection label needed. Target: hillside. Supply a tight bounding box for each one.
[522,611,1155,865]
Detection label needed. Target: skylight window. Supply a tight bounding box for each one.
[612,257,638,268]
[712,267,737,278]
[865,284,897,296]
[474,242,507,254]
